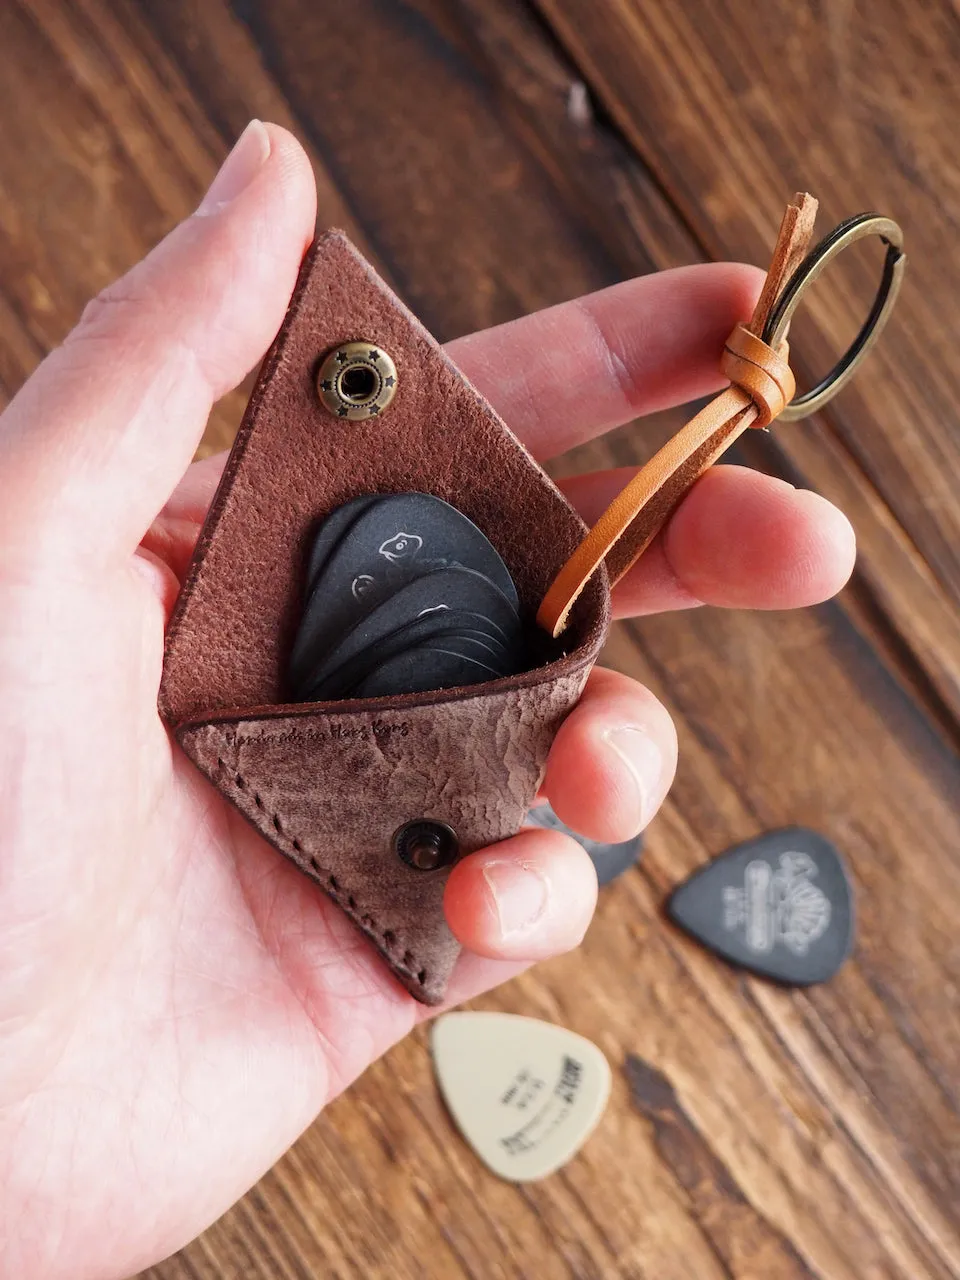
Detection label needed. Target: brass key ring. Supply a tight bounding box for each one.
[764,213,906,420]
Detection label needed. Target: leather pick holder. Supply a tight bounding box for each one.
[160,193,903,1005]
[159,230,610,1005]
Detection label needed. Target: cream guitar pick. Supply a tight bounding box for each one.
[431,1012,611,1182]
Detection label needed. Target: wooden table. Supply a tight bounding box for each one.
[2,2,958,1276]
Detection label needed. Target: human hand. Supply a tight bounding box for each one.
[0,123,855,1280]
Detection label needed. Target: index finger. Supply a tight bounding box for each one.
[155,262,764,535]
[446,262,764,460]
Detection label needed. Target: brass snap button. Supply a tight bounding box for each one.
[394,819,459,871]
[316,341,398,420]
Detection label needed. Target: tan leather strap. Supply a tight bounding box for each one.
[721,325,795,428]
[537,193,818,638]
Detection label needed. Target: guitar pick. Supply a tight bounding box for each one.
[354,642,504,698]
[526,802,643,885]
[431,1012,611,1182]
[291,492,518,671]
[296,594,514,702]
[291,566,521,697]
[667,827,854,985]
[302,494,380,600]
[305,614,512,701]
[288,493,525,701]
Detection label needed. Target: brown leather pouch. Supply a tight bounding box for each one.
[159,230,610,1006]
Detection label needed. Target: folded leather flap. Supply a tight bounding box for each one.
[178,666,594,1004]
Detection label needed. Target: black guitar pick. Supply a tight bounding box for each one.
[288,492,526,703]
[526,802,643,885]
[355,643,503,698]
[296,491,517,650]
[295,582,516,701]
[303,494,380,600]
[303,608,512,702]
[667,827,854,985]
[291,564,521,697]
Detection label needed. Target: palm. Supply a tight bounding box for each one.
[0,126,854,1280]
[0,542,428,1277]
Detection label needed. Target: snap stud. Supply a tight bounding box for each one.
[394,819,459,872]
[316,341,398,420]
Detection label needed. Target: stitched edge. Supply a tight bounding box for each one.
[216,757,430,990]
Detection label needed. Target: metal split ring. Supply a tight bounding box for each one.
[762,213,905,421]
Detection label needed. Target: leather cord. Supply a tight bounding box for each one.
[537,192,818,639]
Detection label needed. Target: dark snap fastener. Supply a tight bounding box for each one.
[394,819,459,871]
[316,341,398,420]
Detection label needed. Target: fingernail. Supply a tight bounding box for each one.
[601,726,663,829]
[482,858,551,940]
[196,120,271,216]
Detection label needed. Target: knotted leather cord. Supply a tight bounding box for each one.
[537,192,819,639]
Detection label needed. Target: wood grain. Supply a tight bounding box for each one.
[0,0,957,1277]
[532,0,960,726]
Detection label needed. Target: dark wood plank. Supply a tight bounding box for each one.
[0,1,957,1278]
[532,0,960,722]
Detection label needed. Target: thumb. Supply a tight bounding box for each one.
[0,121,317,562]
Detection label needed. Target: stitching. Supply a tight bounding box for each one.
[215,757,429,989]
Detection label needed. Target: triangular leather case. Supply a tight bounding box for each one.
[159,231,610,1005]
